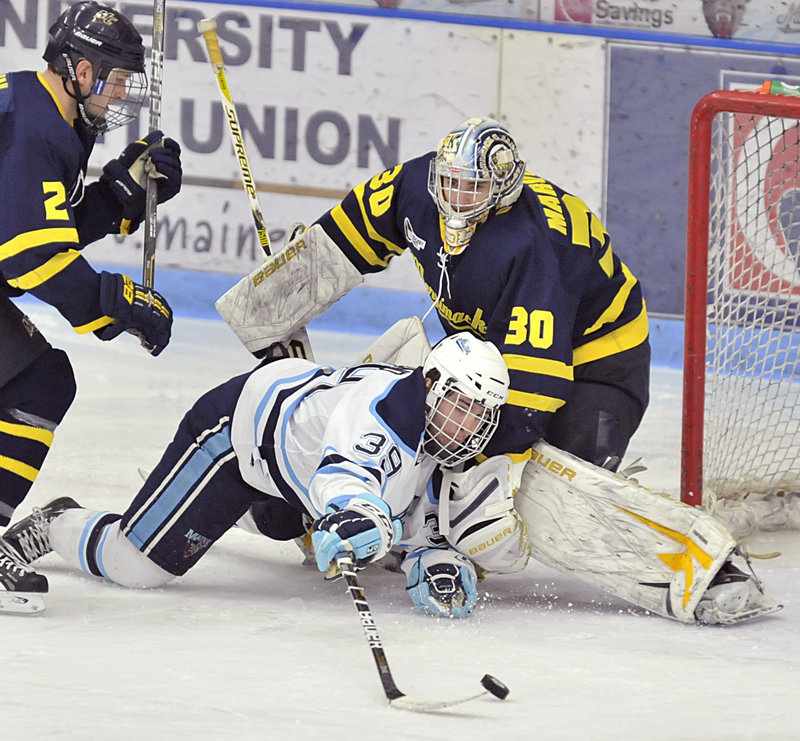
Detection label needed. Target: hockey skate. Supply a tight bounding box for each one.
[695,559,782,625]
[1,497,81,565]
[0,539,47,615]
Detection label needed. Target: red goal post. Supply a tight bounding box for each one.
[682,87,800,512]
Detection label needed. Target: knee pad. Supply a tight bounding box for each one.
[545,383,642,469]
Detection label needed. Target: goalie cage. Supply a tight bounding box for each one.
[682,85,800,537]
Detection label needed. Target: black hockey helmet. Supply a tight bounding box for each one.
[43,2,147,133]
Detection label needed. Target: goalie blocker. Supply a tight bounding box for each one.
[515,441,781,625]
[215,223,362,356]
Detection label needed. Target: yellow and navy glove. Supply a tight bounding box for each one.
[100,130,182,233]
[95,272,173,356]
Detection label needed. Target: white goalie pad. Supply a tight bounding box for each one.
[356,316,432,367]
[515,441,741,623]
[215,223,363,354]
[439,455,531,574]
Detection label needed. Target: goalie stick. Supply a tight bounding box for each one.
[142,0,166,289]
[197,17,313,361]
[335,554,510,713]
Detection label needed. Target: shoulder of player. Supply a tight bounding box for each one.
[517,174,609,257]
[2,71,79,159]
[364,366,427,450]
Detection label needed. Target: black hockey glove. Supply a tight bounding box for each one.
[95,272,173,356]
[99,130,182,233]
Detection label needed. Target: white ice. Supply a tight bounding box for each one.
[6,305,799,741]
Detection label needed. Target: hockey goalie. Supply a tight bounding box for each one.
[430,442,781,626]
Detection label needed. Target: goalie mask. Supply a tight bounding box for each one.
[422,333,509,467]
[428,117,525,255]
[44,2,147,135]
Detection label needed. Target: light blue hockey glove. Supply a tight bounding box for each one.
[311,493,402,572]
[403,548,478,619]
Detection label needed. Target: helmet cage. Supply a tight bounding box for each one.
[421,332,509,468]
[427,117,525,254]
[43,2,147,134]
[423,382,500,468]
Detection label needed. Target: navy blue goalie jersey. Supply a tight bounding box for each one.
[315,153,650,456]
[0,70,123,334]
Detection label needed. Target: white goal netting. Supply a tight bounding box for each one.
[684,90,800,536]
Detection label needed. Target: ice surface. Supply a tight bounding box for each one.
[5,306,798,740]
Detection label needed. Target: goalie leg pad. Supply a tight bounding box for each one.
[215,223,363,355]
[516,441,749,623]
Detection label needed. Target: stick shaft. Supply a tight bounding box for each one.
[142,0,166,288]
[336,555,404,702]
[198,19,271,255]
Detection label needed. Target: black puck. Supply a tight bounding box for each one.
[480,673,510,700]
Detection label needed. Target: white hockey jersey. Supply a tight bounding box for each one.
[230,358,436,524]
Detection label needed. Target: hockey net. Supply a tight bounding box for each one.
[682,87,800,537]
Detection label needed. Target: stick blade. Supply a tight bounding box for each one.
[389,690,488,713]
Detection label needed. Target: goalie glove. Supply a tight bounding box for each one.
[403,548,478,618]
[311,493,402,573]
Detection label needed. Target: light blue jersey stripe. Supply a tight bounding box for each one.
[127,427,232,548]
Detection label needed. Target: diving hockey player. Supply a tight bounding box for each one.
[216,117,650,471]
[1,334,509,613]
[0,2,182,613]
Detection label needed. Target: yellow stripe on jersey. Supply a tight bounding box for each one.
[598,242,615,279]
[6,248,82,290]
[502,353,574,381]
[331,183,404,267]
[331,202,388,268]
[74,315,115,335]
[583,262,637,336]
[507,389,566,413]
[0,454,40,483]
[0,420,54,446]
[0,227,79,260]
[573,303,649,366]
[37,71,70,123]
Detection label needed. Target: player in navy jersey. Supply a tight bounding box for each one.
[0,2,182,612]
[314,117,649,466]
[223,117,649,469]
[2,333,509,619]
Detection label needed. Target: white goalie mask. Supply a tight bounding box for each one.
[427,117,525,255]
[422,333,509,468]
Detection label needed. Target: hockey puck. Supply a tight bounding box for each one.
[480,674,510,700]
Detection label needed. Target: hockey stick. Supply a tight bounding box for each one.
[142,0,166,289]
[334,554,510,713]
[197,18,313,361]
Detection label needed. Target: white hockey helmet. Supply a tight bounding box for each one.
[422,332,509,467]
[427,117,525,255]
